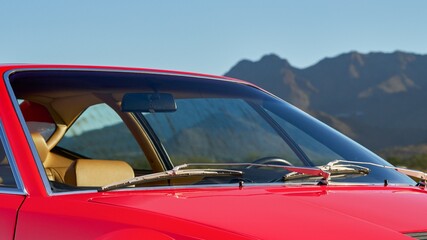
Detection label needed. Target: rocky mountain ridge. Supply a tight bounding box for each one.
[224,51,427,152]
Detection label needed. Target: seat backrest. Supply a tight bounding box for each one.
[64,159,134,187]
[31,132,71,182]
[31,132,49,163]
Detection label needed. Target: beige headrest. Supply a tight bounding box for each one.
[64,159,134,187]
[31,132,49,163]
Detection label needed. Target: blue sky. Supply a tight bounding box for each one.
[1,1,426,75]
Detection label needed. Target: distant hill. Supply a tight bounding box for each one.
[224,51,427,152]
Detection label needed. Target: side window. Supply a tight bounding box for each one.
[58,104,151,170]
[0,129,18,189]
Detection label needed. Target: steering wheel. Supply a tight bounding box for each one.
[246,157,293,169]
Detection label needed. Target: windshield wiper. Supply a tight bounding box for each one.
[173,163,332,184]
[284,159,427,186]
[99,160,427,192]
[99,168,243,192]
[284,160,370,184]
[330,160,427,186]
[99,163,332,192]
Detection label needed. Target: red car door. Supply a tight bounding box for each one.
[0,194,25,239]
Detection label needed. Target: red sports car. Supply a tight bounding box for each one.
[0,64,426,239]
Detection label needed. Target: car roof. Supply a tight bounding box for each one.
[0,63,248,85]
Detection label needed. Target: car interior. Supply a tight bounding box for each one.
[24,102,146,188]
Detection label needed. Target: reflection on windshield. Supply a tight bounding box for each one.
[141,90,414,185]
[144,98,302,166]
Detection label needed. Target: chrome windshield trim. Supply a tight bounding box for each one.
[47,181,419,196]
[0,120,27,195]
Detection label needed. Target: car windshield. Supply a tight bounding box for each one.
[9,70,415,191]
[137,83,414,185]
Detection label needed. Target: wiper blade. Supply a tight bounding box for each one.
[99,162,333,192]
[331,160,427,182]
[99,168,243,192]
[284,159,427,186]
[102,160,420,191]
[284,161,370,184]
[173,163,331,182]
[395,168,427,181]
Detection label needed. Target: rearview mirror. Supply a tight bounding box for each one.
[121,93,177,113]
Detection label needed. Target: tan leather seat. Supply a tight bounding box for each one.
[31,132,71,182]
[64,159,134,187]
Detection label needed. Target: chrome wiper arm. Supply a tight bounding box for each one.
[321,160,370,175]
[99,168,243,192]
[173,163,331,182]
[283,166,331,181]
[331,160,427,181]
[284,160,370,184]
[395,168,427,181]
[287,159,427,186]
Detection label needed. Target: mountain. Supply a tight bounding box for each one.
[225,54,313,110]
[224,51,427,152]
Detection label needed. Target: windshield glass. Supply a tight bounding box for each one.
[144,98,303,166]
[139,80,414,185]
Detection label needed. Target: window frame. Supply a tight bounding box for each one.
[0,120,26,195]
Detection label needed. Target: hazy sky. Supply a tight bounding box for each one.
[1,1,426,75]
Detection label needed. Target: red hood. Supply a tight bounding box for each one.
[90,185,427,239]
